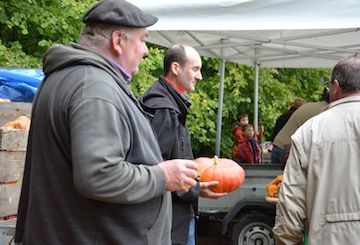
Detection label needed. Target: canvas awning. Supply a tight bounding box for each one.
[129,0,360,155]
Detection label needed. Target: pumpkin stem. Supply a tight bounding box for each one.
[214,155,219,165]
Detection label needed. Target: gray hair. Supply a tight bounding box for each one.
[331,53,360,93]
[78,23,141,51]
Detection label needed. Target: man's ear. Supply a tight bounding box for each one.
[111,31,124,54]
[171,62,180,76]
[332,79,342,94]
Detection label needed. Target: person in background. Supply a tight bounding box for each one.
[271,89,329,166]
[232,112,249,143]
[232,112,249,161]
[14,1,199,244]
[235,124,261,164]
[139,44,226,245]
[270,97,305,142]
[273,53,360,244]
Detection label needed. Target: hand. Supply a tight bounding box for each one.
[199,181,227,199]
[158,159,198,192]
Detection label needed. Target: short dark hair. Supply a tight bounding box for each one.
[330,53,360,93]
[163,44,187,76]
[237,112,248,121]
[242,123,253,132]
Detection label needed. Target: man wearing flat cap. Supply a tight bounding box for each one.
[14,1,198,244]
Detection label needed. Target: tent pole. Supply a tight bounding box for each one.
[215,59,226,157]
[254,60,259,133]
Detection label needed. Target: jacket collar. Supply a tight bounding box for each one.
[325,95,360,111]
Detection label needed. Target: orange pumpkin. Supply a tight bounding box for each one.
[1,115,31,130]
[194,156,245,193]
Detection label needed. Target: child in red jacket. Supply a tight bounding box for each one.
[231,113,249,143]
[235,124,261,164]
[232,113,249,159]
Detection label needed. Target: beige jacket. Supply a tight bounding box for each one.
[273,96,360,245]
[273,101,328,150]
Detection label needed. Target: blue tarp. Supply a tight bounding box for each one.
[0,68,44,102]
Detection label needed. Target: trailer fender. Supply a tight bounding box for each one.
[221,196,276,235]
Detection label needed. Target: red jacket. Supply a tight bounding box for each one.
[234,137,261,164]
[231,125,243,143]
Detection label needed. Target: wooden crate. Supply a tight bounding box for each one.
[0,102,31,150]
[0,151,26,183]
[0,151,26,219]
[0,151,25,219]
[0,128,29,150]
[0,102,32,126]
[0,102,30,219]
[0,184,21,218]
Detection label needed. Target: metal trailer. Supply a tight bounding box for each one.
[197,163,283,245]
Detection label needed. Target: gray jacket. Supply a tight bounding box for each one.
[274,96,360,245]
[15,43,171,245]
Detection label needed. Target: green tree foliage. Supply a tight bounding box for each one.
[0,0,332,158]
[185,59,331,158]
[130,46,165,98]
[0,0,95,67]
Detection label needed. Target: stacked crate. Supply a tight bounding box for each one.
[0,102,31,221]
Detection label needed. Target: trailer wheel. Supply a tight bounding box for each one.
[230,212,275,245]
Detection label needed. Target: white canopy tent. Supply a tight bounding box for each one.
[129,0,360,155]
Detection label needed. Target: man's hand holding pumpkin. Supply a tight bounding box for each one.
[199,181,228,199]
[158,159,198,192]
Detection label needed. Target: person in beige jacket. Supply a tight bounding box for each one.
[271,92,329,166]
[273,53,360,245]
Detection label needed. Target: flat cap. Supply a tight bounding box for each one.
[83,0,158,28]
